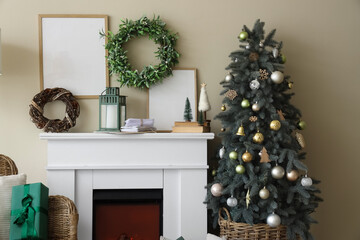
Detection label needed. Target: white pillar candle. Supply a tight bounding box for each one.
[106,105,118,129]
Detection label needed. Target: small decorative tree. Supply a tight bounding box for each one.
[183,97,193,122]
[198,111,204,125]
[198,83,211,120]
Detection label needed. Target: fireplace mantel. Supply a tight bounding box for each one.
[41,132,214,240]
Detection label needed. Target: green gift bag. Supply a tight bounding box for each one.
[10,183,48,240]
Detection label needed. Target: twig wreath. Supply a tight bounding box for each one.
[29,88,80,133]
[101,16,180,89]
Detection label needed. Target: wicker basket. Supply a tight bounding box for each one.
[219,208,290,240]
[48,195,79,240]
[0,154,18,176]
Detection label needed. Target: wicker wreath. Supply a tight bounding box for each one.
[29,88,80,133]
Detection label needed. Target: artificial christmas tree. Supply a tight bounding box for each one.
[206,20,321,240]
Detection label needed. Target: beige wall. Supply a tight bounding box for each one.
[0,0,359,239]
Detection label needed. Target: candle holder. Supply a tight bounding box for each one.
[98,87,126,131]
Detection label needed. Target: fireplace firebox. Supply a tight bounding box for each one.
[93,189,163,240]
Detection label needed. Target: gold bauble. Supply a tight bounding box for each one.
[221,128,226,132]
[270,120,281,131]
[253,131,264,144]
[221,105,226,111]
[286,170,299,181]
[242,151,253,162]
[288,82,293,89]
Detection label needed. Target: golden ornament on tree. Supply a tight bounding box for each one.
[287,170,299,181]
[221,127,226,132]
[270,120,281,131]
[249,52,259,62]
[295,132,306,148]
[246,189,251,208]
[288,82,293,89]
[259,69,269,80]
[249,116,258,122]
[277,110,285,121]
[259,147,271,163]
[253,130,264,144]
[242,150,253,162]
[221,105,226,111]
[225,89,238,100]
[236,125,245,136]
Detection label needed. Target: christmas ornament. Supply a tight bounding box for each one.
[301,174,313,187]
[281,54,287,63]
[249,116,258,122]
[250,79,260,90]
[229,151,238,160]
[225,89,238,100]
[219,146,225,159]
[245,44,251,50]
[249,52,259,62]
[221,105,226,111]
[259,41,264,48]
[236,125,245,136]
[241,99,250,108]
[270,71,284,84]
[272,48,279,58]
[271,165,285,179]
[295,132,306,148]
[267,213,281,227]
[211,169,217,177]
[252,102,261,112]
[211,183,223,197]
[259,187,270,199]
[225,73,234,82]
[287,170,299,181]
[234,58,239,62]
[277,110,285,121]
[239,30,248,40]
[270,120,281,131]
[235,164,246,174]
[221,128,226,132]
[242,151,253,162]
[288,82,293,89]
[253,131,264,144]
[259,147,271,163]
[259,69,269,80]
[297,120,307,130]
[246,189,251,208]
[227,196,238,207]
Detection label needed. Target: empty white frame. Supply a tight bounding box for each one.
[39,14,109,98]
[148,68,197,131]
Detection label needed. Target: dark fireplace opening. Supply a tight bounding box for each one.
[93,189,163,240]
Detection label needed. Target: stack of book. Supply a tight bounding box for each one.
[121,118,156,132]
[172,121,210,133]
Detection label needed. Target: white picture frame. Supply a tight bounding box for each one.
[39,14,109,99]
[148,68,197,131]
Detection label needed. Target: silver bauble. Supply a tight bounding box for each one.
[245,44,251,49]
[259,187,270,199]
[225,73,234,82]
[249,79,260,90]
[270,71,284,84]
[211,183,223,197]
[259,41,264,48]
[226,196,238,207]
[301,175,313,187]
[252,102,260,112]
[272,48,279,58]
[219,146,225,159]
[271,165,285,179]
[267,213,281,227]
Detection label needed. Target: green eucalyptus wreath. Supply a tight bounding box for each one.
[102,16,180,89]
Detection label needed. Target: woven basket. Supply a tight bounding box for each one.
[48,195,79,240]
[219,208,290,240]
[0,154,18,176]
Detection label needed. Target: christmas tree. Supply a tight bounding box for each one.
[206,20,321,240]
[183,97,193,122]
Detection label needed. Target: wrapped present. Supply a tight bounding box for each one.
[10,183,48,240]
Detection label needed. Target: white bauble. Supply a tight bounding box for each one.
[252,102,260,112]
[301,176,313,187]
[267,213,281,227]
[270,71,284,84]
[271,165,285,179]
[259,187,270,199]
[211,183,223,197]
[272,48,279,58]
[219,146,225,159]
[226,196,238,207]
[249,79,260,90]
[225,73,234,82]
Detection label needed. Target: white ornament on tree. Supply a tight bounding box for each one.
[301,174,313,187]
[270,71,284,84]
[272,48,279,58]
[226,196,238,207]
[267,213,281,227]
[249,79,260,90]
[219,146,225,159]
[211,183,223,197]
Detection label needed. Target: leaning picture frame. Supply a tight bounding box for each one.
[148,68,198,131]
[39,14,109,99]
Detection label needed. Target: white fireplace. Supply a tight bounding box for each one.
[41,132,214,240]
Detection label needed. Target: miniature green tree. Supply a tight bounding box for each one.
[183,97,193,122]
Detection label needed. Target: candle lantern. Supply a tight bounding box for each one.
[99,87,127,131]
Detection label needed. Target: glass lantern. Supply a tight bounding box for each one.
[99,87,127,131]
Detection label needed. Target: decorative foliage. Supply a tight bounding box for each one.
[101,16,180,89]
[29,88,80,132]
